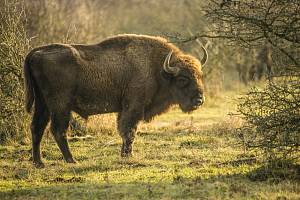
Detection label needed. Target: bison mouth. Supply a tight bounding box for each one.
[180,102,203,113]
[179,95,204,113]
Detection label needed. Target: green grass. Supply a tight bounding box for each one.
[0,89,299,200]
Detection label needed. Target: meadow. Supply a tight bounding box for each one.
[0,1,299,199]
[1,87,299,200]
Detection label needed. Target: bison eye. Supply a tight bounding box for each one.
[176,77,190,88]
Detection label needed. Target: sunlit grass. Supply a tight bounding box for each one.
[0,89,299,199]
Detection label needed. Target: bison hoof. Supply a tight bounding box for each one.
[66,158,77,164]
[121,152,133,157]
[33,161,45,168]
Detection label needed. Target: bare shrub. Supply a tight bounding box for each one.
[237,76,300,161]
[196,0,300,165]
[0,0,31,144]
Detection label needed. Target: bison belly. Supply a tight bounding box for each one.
[72,90,122,117]
[72,68,126,117]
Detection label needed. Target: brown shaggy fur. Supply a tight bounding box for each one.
[24,34,206,167]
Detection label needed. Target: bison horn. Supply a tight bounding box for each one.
[163,50,179,75]
[200,45,208,67]
[196,39,208,67]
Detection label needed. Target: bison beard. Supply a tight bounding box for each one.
[24,34,207,167]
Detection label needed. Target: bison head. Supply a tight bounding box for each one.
[162,46,207,112]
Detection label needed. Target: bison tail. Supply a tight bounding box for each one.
[24,52,35,113]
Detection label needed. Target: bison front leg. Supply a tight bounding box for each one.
[50,111,76,163]
[117,108,143,157]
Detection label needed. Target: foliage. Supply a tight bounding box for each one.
[204,0,300,68]
[0,0,30,144]
[201,0,300,162]
[237,77,300,160]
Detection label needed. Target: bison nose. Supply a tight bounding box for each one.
[193,93,204,106]
[194,98,203,105]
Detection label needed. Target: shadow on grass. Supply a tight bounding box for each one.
[247,160,300,182]
[1,162,299,200]
[0,176,248,200]
[1,182,166,200]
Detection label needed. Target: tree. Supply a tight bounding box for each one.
[204,0,300,69]
[200,0,300,161]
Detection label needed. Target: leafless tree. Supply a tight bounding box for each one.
[203,0,300,69]
[198,0,300,161]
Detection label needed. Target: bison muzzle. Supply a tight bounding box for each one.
[24,34,208,167]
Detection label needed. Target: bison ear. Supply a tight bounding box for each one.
[160,70,174,80]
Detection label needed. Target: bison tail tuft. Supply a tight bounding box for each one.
[24,53,34,113]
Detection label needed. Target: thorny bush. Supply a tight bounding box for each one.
[237,76,300,161]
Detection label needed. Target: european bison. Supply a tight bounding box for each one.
[24,34,207,167]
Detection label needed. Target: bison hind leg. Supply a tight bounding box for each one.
[50,110,76,163]
[31,93,50,168]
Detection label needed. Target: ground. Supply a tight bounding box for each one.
[0,89,299,200]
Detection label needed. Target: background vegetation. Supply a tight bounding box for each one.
[0,0,299,199]
[203,0,300,161]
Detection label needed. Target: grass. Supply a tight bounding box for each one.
[0,88,299,200]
